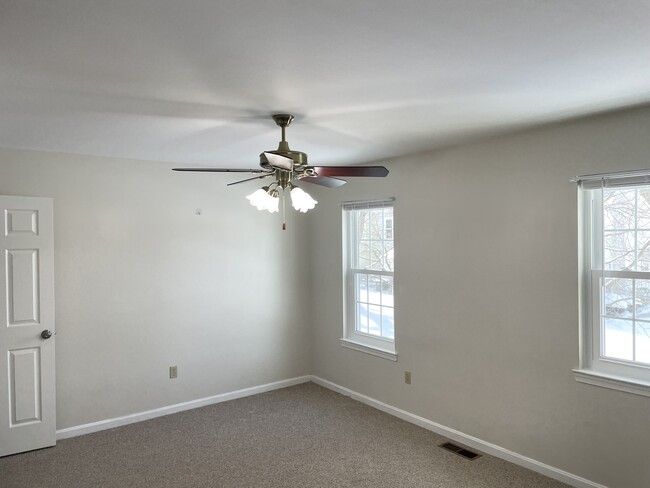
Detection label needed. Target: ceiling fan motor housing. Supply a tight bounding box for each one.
[259,149,308,171]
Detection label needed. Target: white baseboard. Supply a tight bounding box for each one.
[311,376,608,488]
[55,374,607,488]
[56,375,311,440]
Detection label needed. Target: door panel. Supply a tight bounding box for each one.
[9,348,42,425]
[6,249,41,325]
[5,209,39,236]
[0,196,55,457]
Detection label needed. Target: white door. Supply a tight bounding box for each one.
[0,196,55,457]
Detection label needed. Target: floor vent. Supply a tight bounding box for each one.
[439,442,482,460]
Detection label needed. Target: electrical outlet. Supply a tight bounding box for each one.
[404,371,411,385]
[169,366,178,379]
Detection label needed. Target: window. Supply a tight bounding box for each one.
[341,199,396,360]
[576,171,650,396]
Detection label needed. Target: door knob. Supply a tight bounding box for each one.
[40,330,53,339]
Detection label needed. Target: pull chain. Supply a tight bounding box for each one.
[282,188,287,230]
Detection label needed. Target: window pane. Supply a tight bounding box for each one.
[367,275,382,305]
[384,218,393,239]
[604,231,635,271]
[635,280,650,319]
[384,241,395,271]
[637,189,650,229]
[638,231,650,271]
[636,322,650,364]
[380,276,394,339]
[603,189,635,230]
[369,211,383,239]
[356,274,368,302]
[367,304,382,336]
[603,278,633,318]
[381,276,394,307]
[357,240,370,269]
[356,303,369,334]
[358,210,369,239]
[603,318,634,361]
[370,241,384,270]
[381,306,394,340]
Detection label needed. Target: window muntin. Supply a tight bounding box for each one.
[343,201,395,354]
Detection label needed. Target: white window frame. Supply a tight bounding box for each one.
[340,199,397,361]
[575,171,650,396]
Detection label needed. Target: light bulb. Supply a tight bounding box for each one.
[290,186,318,213]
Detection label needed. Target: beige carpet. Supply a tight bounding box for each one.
[0,382,569,487]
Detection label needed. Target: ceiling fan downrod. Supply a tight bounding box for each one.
[272,113,294,152]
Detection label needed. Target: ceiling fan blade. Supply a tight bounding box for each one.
[227,174,275,186]
[299,175,347,188]
[173,168,268,173]
[263,152,293,170]
[311,166,389,177]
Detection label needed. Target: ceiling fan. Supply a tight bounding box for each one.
[173,114,389,224]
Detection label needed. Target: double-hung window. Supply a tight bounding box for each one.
[576,171,650,395]
[341,199,396,360]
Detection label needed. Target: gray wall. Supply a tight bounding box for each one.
[307,106,650,488]
[0,148,311,430]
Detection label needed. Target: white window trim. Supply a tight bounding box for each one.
[339,338,398,361]
[341,199,397,361]
[573,368,650,397]
[575,174,650,396]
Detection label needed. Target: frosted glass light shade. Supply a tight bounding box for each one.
[246,188,279,213]
[290,187,318,213]
[246,188,271,210]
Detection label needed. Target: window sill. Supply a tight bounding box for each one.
[573,369,650,398]
[340,338,398,361]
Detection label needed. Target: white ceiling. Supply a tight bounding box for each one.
[1,0,650,167]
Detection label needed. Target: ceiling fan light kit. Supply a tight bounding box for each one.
[173,114,389,229]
